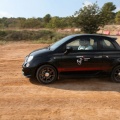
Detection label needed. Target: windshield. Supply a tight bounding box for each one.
[50,35,73,50]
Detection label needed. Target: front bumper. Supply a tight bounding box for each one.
[22,64,37,78]
[22,56,36,77]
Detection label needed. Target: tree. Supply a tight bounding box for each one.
[43,14,51,23]
[74,2,103,33]
[17,17,26,28]
[22,18,41,28]
[101,2,116,24]
[47,16,61,28]
[115,11,120,24]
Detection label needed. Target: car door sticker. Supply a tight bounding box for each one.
[77,58,83,65]
[76,56,90,65]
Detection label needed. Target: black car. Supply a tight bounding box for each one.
[22,34,120,84]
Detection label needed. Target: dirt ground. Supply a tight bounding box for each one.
[0,36,120,120]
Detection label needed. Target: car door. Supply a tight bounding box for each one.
[58,36,104,72]
[99,37,120,71]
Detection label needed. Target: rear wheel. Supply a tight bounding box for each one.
[111,65,120,83]
[36,65,58,84]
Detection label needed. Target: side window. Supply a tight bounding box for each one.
[67,39,80,50]
[101,39,115,50]
[66,37,97,51]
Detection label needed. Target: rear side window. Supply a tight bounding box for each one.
[101,39,116,50]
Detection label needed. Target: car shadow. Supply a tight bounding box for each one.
[29,77,120,92]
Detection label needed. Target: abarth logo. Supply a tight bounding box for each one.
[77,58,83,65]
[76,56,90,65]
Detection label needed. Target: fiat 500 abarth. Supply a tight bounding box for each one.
[22,34,120,84]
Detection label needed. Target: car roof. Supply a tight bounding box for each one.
[68,34,117,40]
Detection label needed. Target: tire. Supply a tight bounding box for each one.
[36,65,58,84]
[111,65,120,83]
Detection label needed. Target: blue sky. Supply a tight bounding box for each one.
[0,0,120,18]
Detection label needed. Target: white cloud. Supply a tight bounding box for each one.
[83,1,92,7]
[0,11,14,18]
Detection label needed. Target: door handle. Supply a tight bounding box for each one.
[94,56,102,58]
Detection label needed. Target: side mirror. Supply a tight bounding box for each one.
[64,46,73,54]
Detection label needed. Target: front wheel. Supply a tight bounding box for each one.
[111,65,120,83]
[36,65,58,84]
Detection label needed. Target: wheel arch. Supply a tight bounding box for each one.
[111,58,120,72]
[111,65,120,83]
[35,62,59,77]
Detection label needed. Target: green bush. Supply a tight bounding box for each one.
[0,30,70,43]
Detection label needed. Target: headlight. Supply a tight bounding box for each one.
[27,56,33,62]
